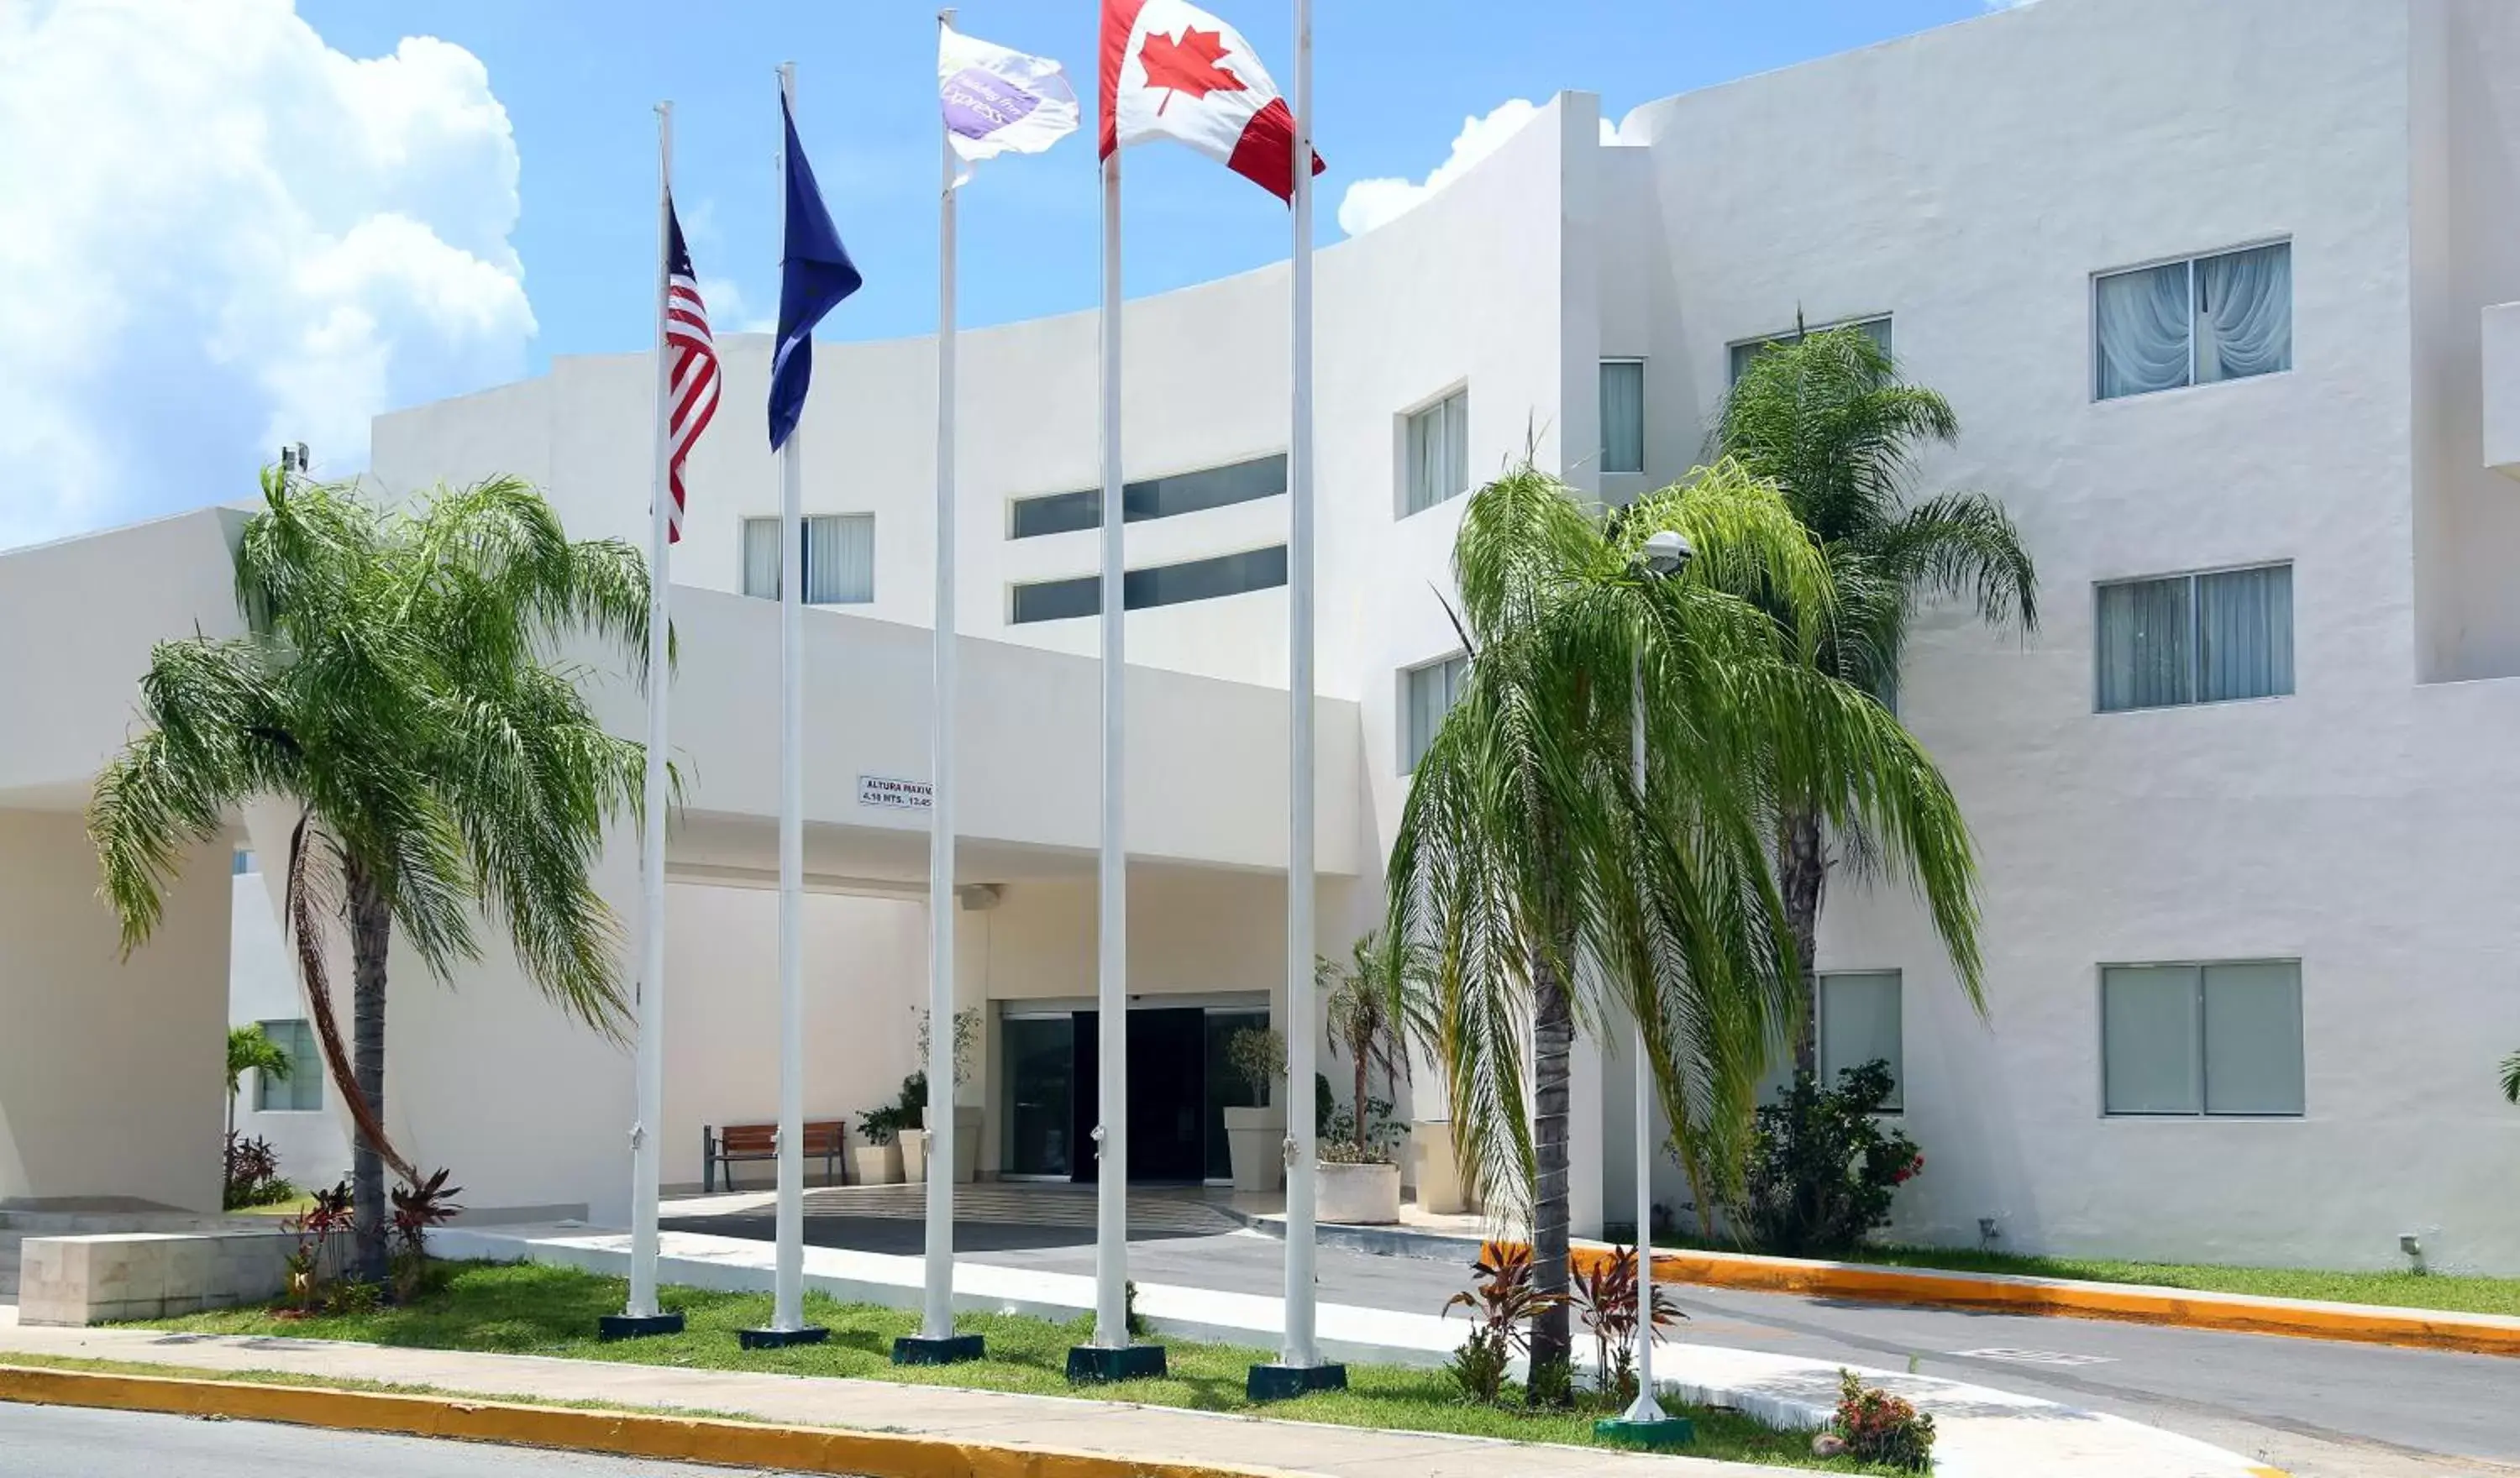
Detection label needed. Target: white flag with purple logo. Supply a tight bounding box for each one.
[939,23,1079,186]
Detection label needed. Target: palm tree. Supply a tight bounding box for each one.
[1388,459,1982,1397]
[2502,1051,2519,1104]
[91,470,657,1280]
[1318,930,1427,1156]
[1714,324,2034,1073]
[224,1023,291,1140]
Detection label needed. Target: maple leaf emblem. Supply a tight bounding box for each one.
[1138,26,1246,115]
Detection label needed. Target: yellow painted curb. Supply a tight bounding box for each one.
[1489,1241,2520,1359]
[0,1364,1294,1478]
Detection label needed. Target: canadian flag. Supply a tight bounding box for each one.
[1100,0,1325,202]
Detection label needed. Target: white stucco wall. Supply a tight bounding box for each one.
[0,812,228,1212]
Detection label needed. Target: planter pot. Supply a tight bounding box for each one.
[1317,1160,1402,1224]
[900,1129,929,1183]
[1223,1105,1286,1193]
[1410,1120,1467,1214]
[850,1141,903,1186]
[922,1106,984,1184]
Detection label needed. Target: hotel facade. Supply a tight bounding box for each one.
[8,0,2520,1274]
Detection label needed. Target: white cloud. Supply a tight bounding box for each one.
[1336,100,1630,238]
[0,0,533,548]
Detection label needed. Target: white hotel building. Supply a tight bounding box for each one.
[6,0,2519,1274]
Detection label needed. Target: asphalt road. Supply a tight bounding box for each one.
[670,1204,2518,1478]
[0,1402,790,1478]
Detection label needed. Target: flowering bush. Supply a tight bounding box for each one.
[1833,1369,1935,1470]
[1727,1060,1921,1255]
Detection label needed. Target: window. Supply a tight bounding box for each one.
[1009,454,1287,540]
[2096,563,2292,712]
[2102,962,2303,1116]
[232,849,256,876]
[1401,654,1467,773]
[253,1019,323,1113]
[1009,545,1288,624]
[741,514,875,604]
[1402,389,1469,516]
[1819,971,1904,1111]
[1599,360,1644,474]
[2094,242,2292,400]
[1730,315,1893,385]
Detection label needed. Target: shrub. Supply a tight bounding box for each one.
[1571,1245,1685,1400]
[388,1167,463,1302]
[1728,1060,1922,1255]
[1441,1244,1563,1405]
[1224,1027,1287,1106]
[1833,1369,1936,1471]
[1321,1094,1408,1166]
[283,1181,355,1311]
[221,1133,294,1209]
[856,1103,906,1147]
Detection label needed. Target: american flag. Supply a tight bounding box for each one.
[663,199,720,543]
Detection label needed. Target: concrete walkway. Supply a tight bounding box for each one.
[0,1317,1824,1478]
[395,1222,2281,1478]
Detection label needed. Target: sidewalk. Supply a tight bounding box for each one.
[0,1315,1823,1478]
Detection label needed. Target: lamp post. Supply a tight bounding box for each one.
[1601,527,1693,1449]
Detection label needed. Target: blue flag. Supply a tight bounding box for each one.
[769,92,863,453]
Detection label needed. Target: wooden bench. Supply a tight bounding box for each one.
[702,1119,846,1192]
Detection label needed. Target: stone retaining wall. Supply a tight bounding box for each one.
[17,1230,298,1325]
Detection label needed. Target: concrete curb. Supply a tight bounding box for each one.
[0,1363,1296,1478]
[1222,1210,2520,1359]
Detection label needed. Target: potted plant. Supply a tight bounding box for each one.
[1315,931,1424,1224]
[910,1008,984,1183]
[1222,1026,1289,1193]
[853,1103,906,1185]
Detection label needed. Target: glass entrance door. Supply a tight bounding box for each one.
[1000,1014,1074,1177]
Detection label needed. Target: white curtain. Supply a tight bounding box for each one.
[2202,962,2303,1115]
[1819,972,1904,1108]
[1403,654,1464,773]
[2196,244,2292,384]
[802,513,875,605]
[741,516,781,600]
[2103,966,2202,1114]
[1599,360,1644,474]
[2097,575,2192,710]
[2096,261,2192,399]
[2196,563,2292,701]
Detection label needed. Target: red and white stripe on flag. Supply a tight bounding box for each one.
[1099,0,1324,202]
[663,201,720,544]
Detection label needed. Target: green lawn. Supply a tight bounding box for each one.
[129,1261,1890,1471]
[1656,1238,2520,1319]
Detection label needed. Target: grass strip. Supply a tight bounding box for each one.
[123,1260,1888,1470]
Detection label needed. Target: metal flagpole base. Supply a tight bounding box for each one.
[738,1325,830,1350]
[1065,1344,1167,1383]
[1245,1361,1347,1402]
[892,1333,986,1366]
[596,1312,685,1341]
[1593,1416,1695,1450]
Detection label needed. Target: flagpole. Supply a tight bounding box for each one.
[1276,0,1333,1389]
[604,98,682,1342]
[914,5,972,1362]
[770,57,814,1342]
[1090,143,1132,1359]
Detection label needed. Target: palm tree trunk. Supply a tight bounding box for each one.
[346,858,392,1284]
[1352,1050,1370,1154]
[1528,941,1575,1398]
[1779,810,1828,1077]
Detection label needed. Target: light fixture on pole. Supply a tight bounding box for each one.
[1597,524,1695,1450]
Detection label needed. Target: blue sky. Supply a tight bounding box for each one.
[0,0,2014,546]
[297,0,2002,365]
